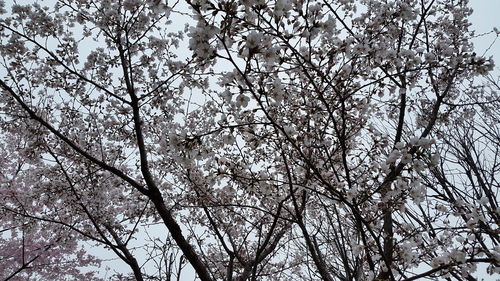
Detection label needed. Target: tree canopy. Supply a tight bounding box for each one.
[0,0,499,280]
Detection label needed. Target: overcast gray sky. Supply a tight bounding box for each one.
[470,1,500,70]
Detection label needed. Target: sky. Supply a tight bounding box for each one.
[469,1,500,73]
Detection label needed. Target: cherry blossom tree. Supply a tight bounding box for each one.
[0,0,498,280]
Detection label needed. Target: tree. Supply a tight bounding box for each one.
[0,0,498,280]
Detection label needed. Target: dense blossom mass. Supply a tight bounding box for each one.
[0,0,499,280]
